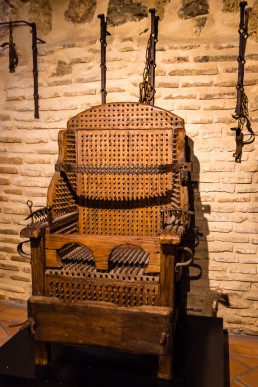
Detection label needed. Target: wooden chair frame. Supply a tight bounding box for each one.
[19,102,192,380]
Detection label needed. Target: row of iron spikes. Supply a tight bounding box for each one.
[49,286,157,306]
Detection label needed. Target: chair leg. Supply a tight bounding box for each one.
[158,354,173,380]
[34,342,50,365]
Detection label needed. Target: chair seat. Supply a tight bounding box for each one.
[45,243,160,307]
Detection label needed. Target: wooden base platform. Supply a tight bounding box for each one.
[0,315,225,387]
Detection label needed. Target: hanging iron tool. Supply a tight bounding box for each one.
[139,9,159,106]
[231,1,255,162]
[98,14,111,104]
[0,20,45,119]
[31,22,41,119]
[0,22,19,73]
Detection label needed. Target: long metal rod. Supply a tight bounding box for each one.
[31,23,39,119]
[235,1,248,116]
[0,20,45,119]
[98,14,110,105]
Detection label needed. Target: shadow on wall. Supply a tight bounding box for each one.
[179,137,229,318]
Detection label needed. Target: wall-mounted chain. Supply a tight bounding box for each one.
[0,23,18,73]
[98,14,111,104]
[139,9,159,106]
[231,1,255,162]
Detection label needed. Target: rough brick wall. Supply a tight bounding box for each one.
[0,0,257,334]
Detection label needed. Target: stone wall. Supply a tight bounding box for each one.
[0,0,257,334]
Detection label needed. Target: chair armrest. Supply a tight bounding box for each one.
[20,211,78,238]
[159,233,182,245]
[160,207,193,244]
[20,222,47,238]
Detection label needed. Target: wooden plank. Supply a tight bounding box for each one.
[67,103,184,131]
[28,296,173,356]
[160,244,176,308]
[31,237,46,296]
[45,250,63,268]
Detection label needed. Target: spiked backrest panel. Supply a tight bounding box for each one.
[49,130,78,218]
[51,102,185,236]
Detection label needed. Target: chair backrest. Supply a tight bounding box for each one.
[49,102,186,236]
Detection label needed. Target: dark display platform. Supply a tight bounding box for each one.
[0,315,225,387]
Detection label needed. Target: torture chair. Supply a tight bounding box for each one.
[19,102,192,380]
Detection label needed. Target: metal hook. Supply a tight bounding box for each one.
[27,200,34,223]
